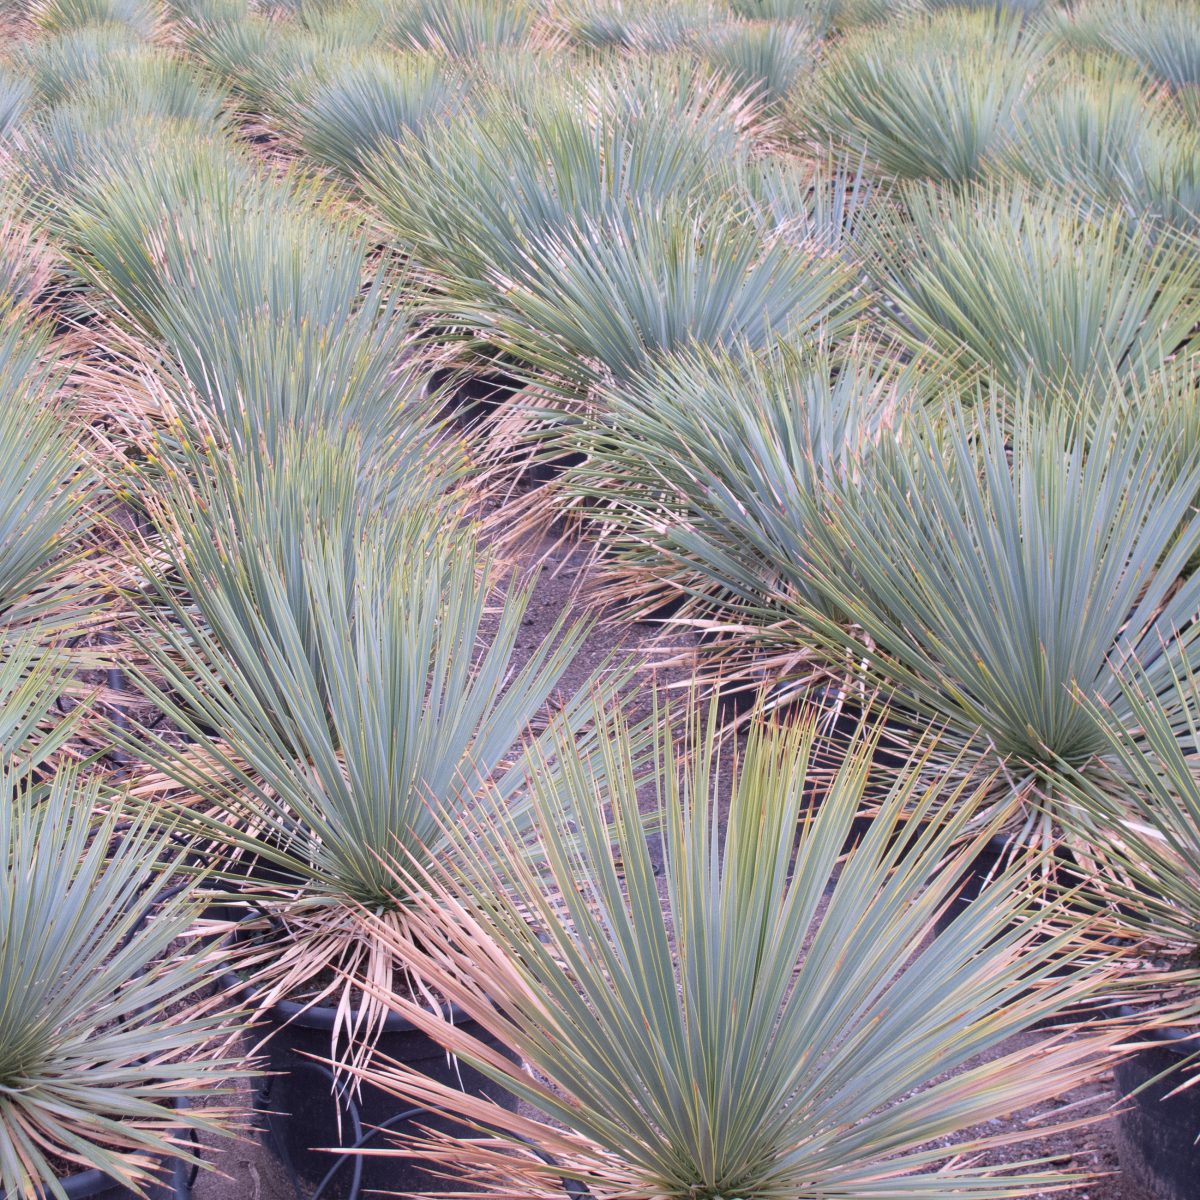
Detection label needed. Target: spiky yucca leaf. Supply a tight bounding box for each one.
[128,494,619,1067]
[0,766,246,1200]
[776,390,1200,825]
[871,179,1200,392]
[348,702,1124,1199]
[801,8,1044,181]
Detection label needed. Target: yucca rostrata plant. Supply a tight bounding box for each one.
[277,48,465,181]
[801,7,1045,182]
[1065,0,1200,121]
[126,469,625,1070]
[1052,656,1200,1199]
[996,53,1200,234]
[1056,656,1200,1034]
[362,64,752,326]
[0,764,247,1200]
[59,141,430,466]
[698,18,814,118]
[541,334,913,656]
[775,388,1200,837]
[344,700,1126,1199]
[869,178,1200,394]
[0,314,101,661]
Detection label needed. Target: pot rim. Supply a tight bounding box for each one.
[1114,1003,1200,1053]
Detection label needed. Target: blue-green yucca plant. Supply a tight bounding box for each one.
[552,0,715,51]
[780,387,1200,835]
[698,18,815,116]
[1055,656,1200,1050]
[346,701,1126,1198]
[362,66,751,317]
[0,764,248,1200]
[870,178,1200,393]
[15,25,144,106]
[1064,0,1199,119]
[29,0,158,38]
[388,0,535,55]
[60,144,427,463]
[541,333,916,639]
[996,53,1200,234]
[127,465,626,1069]
[14,89,232,200]
[470,195,862,398]
[0,316,100,654]
[801,7,1045,182]
[280,49,465,180]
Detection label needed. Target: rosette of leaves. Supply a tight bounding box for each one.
[800,7,1046,182]
[59,145,424,460]
[767,388,1200,835]
[537,334,916,645]
[28,0,158,38]
[127,474,626,1069]
[0,765,247,1200]
[362,67,753,328]
[698,17,814,117]
[343,700,1126,1199]
[279,49,464,181]
[1064,0,1199,119]
[1055,657,1200,1048]
[869,178,1200,393]
[466,194,863,402]
[997,54,1200,234]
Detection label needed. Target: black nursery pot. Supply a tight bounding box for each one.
[1,1147,190,1200]
[1113,1012,1200,1200]
[223,971,517,1200]
[931,833,1086,935]
[930,834,1121,1027]
[41,1162,186,1200]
